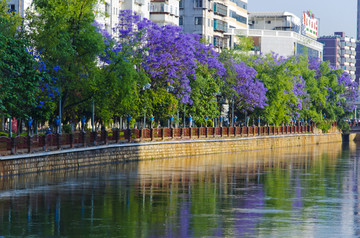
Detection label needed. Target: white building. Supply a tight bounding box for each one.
[230,28,323,58]
[241,11,323,59]
[179,0,248,49]
[7,0,32,16]
[248,12,301,34]
[150,0,180,26]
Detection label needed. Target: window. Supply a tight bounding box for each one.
[229,10,247,24]
[230,0,247,10]
[195,17,203,25]
[179,0,184,8]
[266,21,271,24]
[179,16,183,25]
[213,3,227,16]
[213,19,227,31]
[194,0,203,8]
[8,4,15,13]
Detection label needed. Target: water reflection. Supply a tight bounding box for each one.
[0,142,358,237]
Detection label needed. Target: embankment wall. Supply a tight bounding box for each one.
[0,133,343,177]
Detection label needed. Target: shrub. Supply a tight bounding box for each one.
[0,132,8,137]
[317,121,331,133]
[337,119,350,133]
[62,124,73,134]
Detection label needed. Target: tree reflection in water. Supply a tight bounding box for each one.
[0,142,357,237]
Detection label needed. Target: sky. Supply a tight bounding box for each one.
[249,0,358,39]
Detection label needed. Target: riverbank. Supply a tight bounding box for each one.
[0,132,343,177]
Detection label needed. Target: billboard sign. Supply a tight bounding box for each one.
[302,11,318,39]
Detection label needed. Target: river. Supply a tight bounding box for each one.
[0,141,359,237]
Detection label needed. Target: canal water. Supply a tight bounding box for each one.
[0,142,359,237]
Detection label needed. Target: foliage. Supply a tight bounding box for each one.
[62,124,72,134]
[234,35,254,52]
[317,121,331,133]
[337,118,350,133]
[25,0,105,122]
[0,16,51,119]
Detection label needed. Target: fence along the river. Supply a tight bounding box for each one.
[0,123,337,156]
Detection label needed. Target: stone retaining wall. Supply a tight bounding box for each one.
[0,133,343,177]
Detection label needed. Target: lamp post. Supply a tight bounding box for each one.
[55,116,60,134]
[234,116,237,126]
[246,116,249,127]
[9,117,12,138]
[127,114,131,129]
[150,115,154,129]
[92,98,95,132]
[231,98,235,127]
[189,115,192,128]
[27,117,33,136]
[220,116,223,127]
[183,104,186,128]
[258,117,260,127]
[142,83,151,129]
[81,116,86,132]
[170,115,174,128]
[205,116,208,128]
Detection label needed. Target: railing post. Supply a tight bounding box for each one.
[27,135,33,153]
[128,129,132,143]
[220,127,223,137]
[104,130,108,145]
[171,128,174,139]
[151,128,154,141]
[114,129,119,143]
[56,133,61,150]
[43,135,48,151]
[81,132,86,147]
[205,127,208,138]
[189,128,192,139]
[70,134,74,148]
[10,137,16,155]
[91,131,97,146]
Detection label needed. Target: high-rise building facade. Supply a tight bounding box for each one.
[318,32,356,80]
[150,0,180,26]
[355,0,360,83]
[179,0,248,49]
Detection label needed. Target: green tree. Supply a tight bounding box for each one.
[0,4,50,121]
[25,0,105,122]
[189,65,221,125]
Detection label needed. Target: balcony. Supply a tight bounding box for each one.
[150,3,170,13]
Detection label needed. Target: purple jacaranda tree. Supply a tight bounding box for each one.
[228,61,267,112]
[337,72,359,112]
[99,10,227,105]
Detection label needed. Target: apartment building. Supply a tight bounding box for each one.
[150,0,180,26]
[7,0,152,32]
[179,0,248,49]
[318,32,356,80]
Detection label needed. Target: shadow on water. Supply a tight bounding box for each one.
[0,141,358,237]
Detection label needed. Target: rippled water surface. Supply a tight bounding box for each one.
[0,142,360,237]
